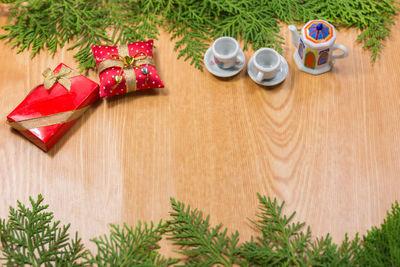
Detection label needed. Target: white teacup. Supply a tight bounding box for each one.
[212,37,244,69]
[251,48,281,82]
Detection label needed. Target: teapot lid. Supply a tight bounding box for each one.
[302,20,336,49]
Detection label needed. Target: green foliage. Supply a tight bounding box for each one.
[1,195,400,266]
[358,200,400,266]
[0,0,109,71]
[74,0,164,71]
[161,0,214,70]
[240,194,361,266]
[87,221,178,266]
[241,195,313,265]
[0,194,87,266]
[0,0,398,71]
[167,198,242,266]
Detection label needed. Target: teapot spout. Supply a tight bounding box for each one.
[288,25,300,48]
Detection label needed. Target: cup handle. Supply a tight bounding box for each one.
[235,55,244,66]
[256,71,264,82]
[331,44,348,59]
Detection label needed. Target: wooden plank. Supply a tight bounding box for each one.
[0,7,399,254]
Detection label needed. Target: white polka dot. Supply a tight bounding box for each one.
[103,86,106,89]
[136,43,139,45]
[100,51,103,54]
[158,85,161,87]
[108,81,110,83]
[146,50,149,53]
[152,81,155,84]
[141,46,144,48]
[156,76,158,78]
[107,52,110,55]
[142,84,145,86]
[150,72,152,74]
[136,50,138,52]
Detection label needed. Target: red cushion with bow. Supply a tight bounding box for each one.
[92,40,164,98]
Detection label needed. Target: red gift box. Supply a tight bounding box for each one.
[7,63,99,151]
[92,40,164,98]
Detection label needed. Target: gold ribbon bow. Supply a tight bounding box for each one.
[42,66,80,92]
[97,44,155,92]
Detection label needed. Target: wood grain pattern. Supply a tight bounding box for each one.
[1,5,400,254]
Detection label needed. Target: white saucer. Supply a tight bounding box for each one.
[204,47,245,78]
[247,55,289,86]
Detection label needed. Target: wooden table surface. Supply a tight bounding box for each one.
[1,7,400,255]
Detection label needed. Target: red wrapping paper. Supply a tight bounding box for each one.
[92,40,164,98]
[7,63,99,151]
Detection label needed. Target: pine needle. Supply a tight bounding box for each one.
[0,194,87,266]
[87,221,178,266]
[167,198,242,266]
[1,194,400,265]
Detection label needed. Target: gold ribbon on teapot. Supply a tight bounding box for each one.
[97,44,155,92]
[42,66,80,91]
[7,66,91,131]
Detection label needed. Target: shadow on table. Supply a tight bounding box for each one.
[105,88,165,108]
[244,71,288,91]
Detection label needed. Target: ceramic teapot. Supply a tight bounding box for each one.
[288,20,348,75]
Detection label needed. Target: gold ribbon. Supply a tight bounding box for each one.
[8,105,90,131]
[42,66,80,91]
[97,44,155,92]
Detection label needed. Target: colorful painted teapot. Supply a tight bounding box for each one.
[289,20,348,75]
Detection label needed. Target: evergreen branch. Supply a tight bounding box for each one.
[240,194,361,266]
[108,0,162,45]
[1,194,400,266]
[162,0,215,70]
[358,200,400,266]
[0,0,399,71]
[211,2,284,52]
[87,221,178,266]
[0,194,87,266]
[0,0,16,4]
[167,198,242,266]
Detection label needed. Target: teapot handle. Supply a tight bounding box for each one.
[331,44,349,59]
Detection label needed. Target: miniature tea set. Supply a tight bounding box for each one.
[204,20,348,85]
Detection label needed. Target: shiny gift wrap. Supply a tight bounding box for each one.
[7,63,99,151]
[92,40,164,98]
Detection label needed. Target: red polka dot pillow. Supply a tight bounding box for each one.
[92,40,164,98]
